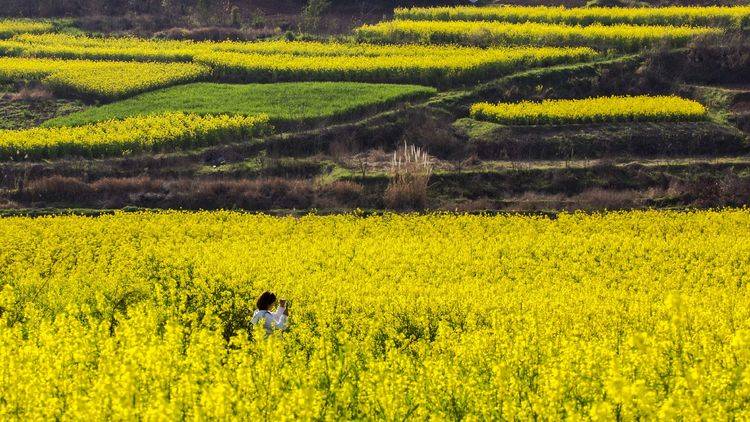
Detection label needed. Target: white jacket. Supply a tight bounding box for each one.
[251,307,288,334]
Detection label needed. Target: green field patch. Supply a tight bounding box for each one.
[45,82,437,128]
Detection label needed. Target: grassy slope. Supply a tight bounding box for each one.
[45,82,437,127]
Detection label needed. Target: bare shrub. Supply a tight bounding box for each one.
[0,198,19,209]
[154,26,277,41]
[694,172,750,207]
[329,140,354,162]
[17,176,93,203]
[91,176,164,196]
[663,172,750,208]
[451,197,496,213]
[300,0,331,34]
[510,192,566,212]
[384,143,433,211]
[400,109,466,159]
[572,188,640,211]
[90,176,165,207]
[717,172,750,206]
[684,32,750,84]
[316,180,365,209]
[164,178,313,210]
[12,175,319,210]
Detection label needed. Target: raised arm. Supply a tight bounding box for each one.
[271,306,288,330]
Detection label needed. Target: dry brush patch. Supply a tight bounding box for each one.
[11,175,369,211]
[384,143,433,210]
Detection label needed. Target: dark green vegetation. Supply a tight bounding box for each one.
[45,82,437,128]
[453,119,747,160]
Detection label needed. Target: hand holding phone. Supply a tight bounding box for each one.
[279,299,287,308]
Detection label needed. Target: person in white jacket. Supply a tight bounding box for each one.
[251,291,289,334]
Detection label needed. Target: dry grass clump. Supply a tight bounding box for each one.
[317,180,365,208]
[384,142,433,210]
[6,86,54,103]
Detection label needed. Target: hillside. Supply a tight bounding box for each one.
[0,4,749,214]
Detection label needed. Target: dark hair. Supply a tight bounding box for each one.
[256,291,277,311]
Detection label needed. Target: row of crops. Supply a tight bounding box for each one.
[0,6,746,98]
[196,47,595,85]
[0,19,53,38]
[394,5,750,27]
[357,5,750,49]
[1,211,749,419]
[0,79,438,159]
[0,94,708,159]
[0,113,271,160]
[356,21,718,50]
[470,96,708,125]
[0,33,590,62]
[0,35,597,95]
[0,57,208,100]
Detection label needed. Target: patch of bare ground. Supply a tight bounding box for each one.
[11,175,371,211]
[731,102,750,114]
[0,86,87,130]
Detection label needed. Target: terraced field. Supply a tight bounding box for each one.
[0,6,747,212]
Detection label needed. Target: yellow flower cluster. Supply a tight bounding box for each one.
[0,33,579,62]
[0,19,53,38]
[355,20,720,50]
[0,210,748,419]
[0,33,201,62]
[0,56,209,100]
[0,112,271,159]
[395,5,750,28]
[470,95,707,125]
[1,33,587,61]
[194,47,596,85]
[0,34,597,85]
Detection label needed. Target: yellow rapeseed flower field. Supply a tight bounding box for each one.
[195,46,596,85]
[0,112,271,159]
[0,56,209,100]
[0,19,53,38]
[0,34,597,85]
[0,33,587,61]
[470,95,707,125]
[394,5,750,28]
[0,210,748,419]
[0,33,206,62]
[356,20,721,50]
